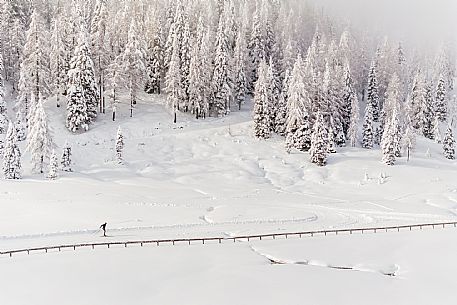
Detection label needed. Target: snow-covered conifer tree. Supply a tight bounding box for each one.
[253,60,271,139]
[285,55,311,152]
[233,29,247,111]
[381,106,399,166]
[211,15,232,117]
[26,94,53,174]
[443,126,455,160]
[3,122,22,179]
[66,30,99,132]
[188,17,212,119]
[403,96,416,156]
[310,112,328,166]
[145,26,164,95]
[14,108,26,141]
[66,81,88,132]
[346,61,360,147]
[341,61,357,136]
[435,74,447,122]
[323,62,345,147]
[47,150,58,180]
[267,57,281,132]
[115,126,124,163]
[20,9,50,99]
[275,70,290,136]
[327,118,337,153]
[180,16,192,110]
[362,101,374,149]
[165,34,182,123]
[410,70,427,130]
[367,60,380,122]
[61,141,72,172]
[248,3,265,92]
[422,82,435,139]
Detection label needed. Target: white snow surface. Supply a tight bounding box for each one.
[1,93,457,304]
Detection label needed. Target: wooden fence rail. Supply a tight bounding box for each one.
[1,220,456,258]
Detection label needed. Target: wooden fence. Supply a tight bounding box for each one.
[1,221,456,258]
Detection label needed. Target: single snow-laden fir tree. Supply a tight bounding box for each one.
[115,21,146,118]
[165,33,182,124]
[61,141,72,172]
[422,81,435,139]
[434,74,447,122]
[253,60,271,139]
[66,31,98,132]
[233,29,247,111]
[20,9,50,100]
[3,121,22,179]
[115,126,124,164]
[285,55,312,152]
[47,150,58,180]
[211,14,232,117]
[367,60,380,122]
[362,101,374,149]
[26,94,53,174]
[0,52,7,134]
[443,126,455,160]
[310,112,328,166]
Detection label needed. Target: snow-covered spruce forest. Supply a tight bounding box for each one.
[0,0,456,180]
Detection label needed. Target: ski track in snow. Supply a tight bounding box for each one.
[249,246,400,278]
[0,215,320,241]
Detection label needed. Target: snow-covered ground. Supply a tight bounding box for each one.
[1,94,457,304]
[2,228,457,305]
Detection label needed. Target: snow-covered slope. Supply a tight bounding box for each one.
[1,93,457,304]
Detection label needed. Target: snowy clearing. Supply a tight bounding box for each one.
[0,96,456,304]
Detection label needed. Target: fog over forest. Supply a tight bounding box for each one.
[314,0,457,51]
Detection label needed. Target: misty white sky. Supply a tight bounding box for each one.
[312,0,457,50]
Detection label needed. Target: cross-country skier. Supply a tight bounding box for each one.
[100,222,107,237]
